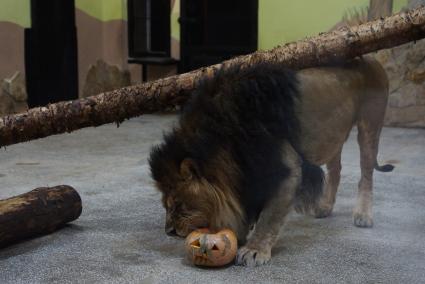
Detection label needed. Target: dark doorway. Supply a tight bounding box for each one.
[179,0,258,72]
[25,0,78,107]
[127,0,177,82]
[128,0,171,58]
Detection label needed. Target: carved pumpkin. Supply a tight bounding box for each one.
[185,228,238,267]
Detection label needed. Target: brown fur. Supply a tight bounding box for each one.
[153,56,390,266]
[159,150,247,238]
[298,56,389,226]
[237,56,390,265]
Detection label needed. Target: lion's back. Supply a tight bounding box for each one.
[177,63,304,222]
[181,63,301,142]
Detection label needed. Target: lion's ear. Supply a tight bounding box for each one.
[180,158,200,180]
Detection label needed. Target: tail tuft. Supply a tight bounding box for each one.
[375,163,395,172]
[294,160,324,214]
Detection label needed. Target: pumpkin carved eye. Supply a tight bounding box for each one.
[190,239,201,248]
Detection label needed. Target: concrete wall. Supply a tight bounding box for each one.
[74,2,131,97]
[1,0,422,127]
[0,0,410,88]
[75,0,179,96]
[1,0,409,91]
[0,0,135,99]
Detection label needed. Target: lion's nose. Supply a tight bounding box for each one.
[166,227,178,236]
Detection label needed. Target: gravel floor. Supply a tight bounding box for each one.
[0,115,424,284]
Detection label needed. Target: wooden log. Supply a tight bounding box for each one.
[0,6,424,147]
[0,185,82,248]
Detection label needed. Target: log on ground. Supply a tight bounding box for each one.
[0,185,82,248]
[0,6,424,147]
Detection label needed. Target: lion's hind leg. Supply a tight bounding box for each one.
[353,57,392,228]
[354,101,388,227]
[354,122,379,228]
[314,148,343,218]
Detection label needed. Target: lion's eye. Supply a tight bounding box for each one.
[167,202,177,214]
[174,203,182,211]
[172,202,187,214]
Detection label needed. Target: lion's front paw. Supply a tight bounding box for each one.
[314,203,333,218]
[235,245,271,266]
[353,212,373,228]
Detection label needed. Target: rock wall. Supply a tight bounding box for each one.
[374,40,425,127]
[0,72,28,116]
[82,60,131,98]
[374,0,425,127]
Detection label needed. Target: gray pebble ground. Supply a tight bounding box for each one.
[0,115,424,284]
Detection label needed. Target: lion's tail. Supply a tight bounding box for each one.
[294,161,324,214]
[375,160,395,172]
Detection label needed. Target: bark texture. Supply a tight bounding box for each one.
[0,7,424,147]
[0,185,82,248]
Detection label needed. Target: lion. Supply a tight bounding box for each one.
[148,56,393,266]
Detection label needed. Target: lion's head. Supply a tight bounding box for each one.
[149,144,246,240]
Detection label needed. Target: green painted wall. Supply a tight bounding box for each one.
[75,0,127,21]
[0,0,30,27]
[171,0,180,40]
[258,0,408,50]
[0,0,410,48]
[168,0,409,49]
[0,0,129,27]
[394,0,409,12]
